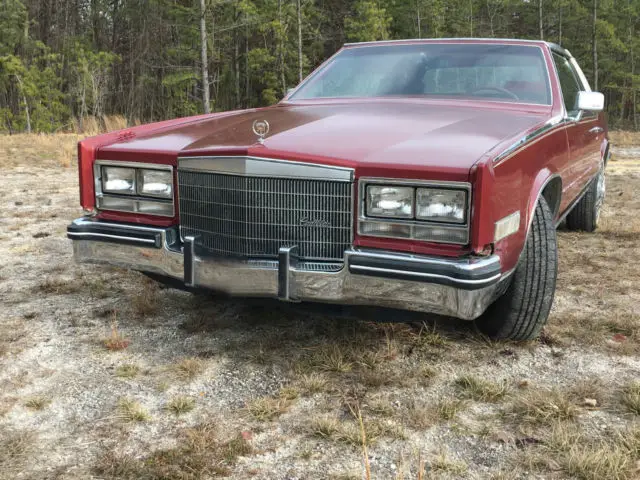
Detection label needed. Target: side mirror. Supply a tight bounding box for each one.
[577,91,604,112]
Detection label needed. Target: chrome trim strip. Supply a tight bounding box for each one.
[66,231,158,245]
[493,114,565,166]
[348,264,501,286]
[71,218,169,234]
[349,249,494,271]
[344,38,549,47]
[177,156,354,182]
[357,177,471,245]
[95,195,175,218]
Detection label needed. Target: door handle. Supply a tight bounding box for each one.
[588,127,604,135]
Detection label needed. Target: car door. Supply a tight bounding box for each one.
[552,53,603,202]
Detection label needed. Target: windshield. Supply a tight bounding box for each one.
[291,43,551,105]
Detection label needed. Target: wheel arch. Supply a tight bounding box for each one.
[527,171,562,233]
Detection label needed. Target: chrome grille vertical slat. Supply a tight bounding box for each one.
[177,164,353,262]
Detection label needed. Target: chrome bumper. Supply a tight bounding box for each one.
[67,218,508,320]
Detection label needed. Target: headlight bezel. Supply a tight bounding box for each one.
[358,178,471,245]
[94,160,175,217]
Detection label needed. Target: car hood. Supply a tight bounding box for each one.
[99,101,548,177]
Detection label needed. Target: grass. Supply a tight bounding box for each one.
[246,396,291,421]
[172,357,205,380]
[609,130,640,146]
[454,374,509,402]
[516,422,640,480]
[429,451,468,475]
[115,364,140,379]
[165,396,196,416]
[0,430,34,472]
[296,372,330,395]
[24,396,50,410]
[434,398,466,422]
[117,398,150,422]
[130,288,160,317]
[509,388,578,425]
[93,423,253,478]
[620,382,640,415]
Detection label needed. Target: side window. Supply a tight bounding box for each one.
[552,53,584,118]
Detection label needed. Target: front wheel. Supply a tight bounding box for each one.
[566,169,605,232]
[475,197,558,340]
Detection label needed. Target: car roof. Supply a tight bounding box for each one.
[343,38,573,58]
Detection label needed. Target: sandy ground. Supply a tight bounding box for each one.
[0,138,639,479]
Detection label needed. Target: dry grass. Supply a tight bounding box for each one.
[0,430,34,472]
[117,398,150,422]
[509,388,578,425]
[165,396,196,416]
[172,357,205,381]
[454,374,509,402]
[246,396,291,421]
[609,130,640,146]
[93,423,252,478]
[24,396,51,411]
[131,288,160,317]
[103,322,130,351]
[515,422,640,480]
[429,451,468,476]
[296,372,330,395]
[308,414,401,447]
[115,364,140,379]
[620,382,640,415]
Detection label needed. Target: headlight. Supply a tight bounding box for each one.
[366,185,414,218]
[102,166,136,195]
[96,162,174,217]
[359,179,471,245]
[416,188,467,224]
[138,169,173,198]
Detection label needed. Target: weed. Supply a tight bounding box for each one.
[620,382,640,415]
[173,357,205,380]
[115,364,140,379]
[246,396,290,421]
[24,396,50,410]
[117,398,150,422]
[165,396,195,416]
[510,388,578,425]
[454,374,509,402]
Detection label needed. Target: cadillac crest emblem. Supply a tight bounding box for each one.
[252,119,270,144]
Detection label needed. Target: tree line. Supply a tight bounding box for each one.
[0,0,638,133]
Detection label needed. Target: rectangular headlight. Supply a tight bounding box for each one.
[366,185,414,218]
[138,169,173,199]
[102,166,136,195]
[416,188,467,224]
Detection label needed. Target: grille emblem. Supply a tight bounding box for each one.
[252,119,270,144]
[300,217,331,228]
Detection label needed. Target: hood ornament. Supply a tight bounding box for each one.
[252,119,270,144]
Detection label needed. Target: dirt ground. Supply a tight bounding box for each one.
[1,135,639,480]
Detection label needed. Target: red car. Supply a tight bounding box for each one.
[68,39,608,340]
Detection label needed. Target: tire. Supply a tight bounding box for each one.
[565,169,605,232]
[475,197,558,341]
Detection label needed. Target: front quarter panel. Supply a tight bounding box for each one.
[487,125,568,273]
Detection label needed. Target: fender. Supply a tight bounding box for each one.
[496,169,560,273]
[525,169,561,241]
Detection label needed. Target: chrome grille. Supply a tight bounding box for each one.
[178,169,353,262]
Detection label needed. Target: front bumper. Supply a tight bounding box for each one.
[67,218,508,320]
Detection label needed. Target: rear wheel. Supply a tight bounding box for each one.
[475,197,558,341]
[566,169,605,232]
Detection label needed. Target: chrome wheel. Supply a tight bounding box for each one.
[595,171,606,224]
